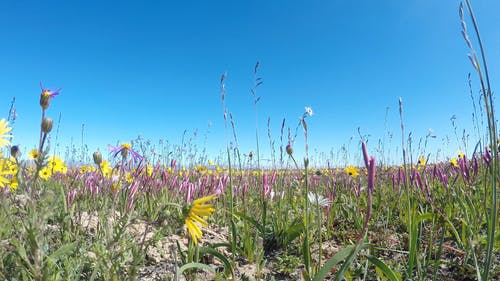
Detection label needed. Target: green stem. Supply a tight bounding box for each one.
[464,1,497,279]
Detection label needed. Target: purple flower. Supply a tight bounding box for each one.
[40,82,61,98]
[109,143,143,163]
[40,82,61,109]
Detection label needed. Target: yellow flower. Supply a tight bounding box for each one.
[6,160,17,175]
[29,149,39,160]
[194,165,207,173]
[450,158,459,168]
[344,166,359,178]
[0,174,8,188]
[208,160,214,165]
[417,156,426,166]
[145,163,153,177]
[458,151,464,159]
[39,167,52,180]
[184,194,217,245]
[0,158,16,175]
[0,159,11,188]
[8,177,18,192]
[47,156,67,174]
[215,166,223,174]
[0,119,13,147]
[100,160,112,178]
[80,165,96,174]
[121,143,131,150]
[125,172,134,183]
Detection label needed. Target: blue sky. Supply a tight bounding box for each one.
[1,0,499,166]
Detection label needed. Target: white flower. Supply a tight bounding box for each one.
[305,106,313,117]
[307,192,332,207]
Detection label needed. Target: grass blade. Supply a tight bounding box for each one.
[366,254,401,281]
[178,262,216,275]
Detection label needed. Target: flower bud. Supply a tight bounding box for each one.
[249,151,254,159]
[286,144,293,156]
[10,145,20,158]
[40,91,51,110]
[41,118,53,133]
[93,151,102,165]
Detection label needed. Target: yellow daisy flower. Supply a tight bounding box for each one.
[28,149,39,160]
[417,156,426,166]
[39,167,52,180]
[100,160,112,178]
[0,119,13,147]
[8,177,18,192]
[184,194,217,245]
[47,156,67,174]
[450,158,459,168]
[344,166,359,178]
[0,175,8,188]
[125,172,134,183]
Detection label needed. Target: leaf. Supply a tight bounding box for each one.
[313,243,369,281]
[200,246,233,276]
[209,242,232,249]
[178,262,216,275]
[302,236,311,275]
[47,242,77,262]
[233,211,264,234]
[366,255,401,281]
[333,243,369,281]
[416,213,433,224]
[176,240,186,264]
[284,219,304,246]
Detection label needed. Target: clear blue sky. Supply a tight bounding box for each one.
[1,0,499,166]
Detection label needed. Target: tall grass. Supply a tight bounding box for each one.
[0,1,498,280]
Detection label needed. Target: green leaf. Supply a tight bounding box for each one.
[176,240,186,264]
[233,211,264,234]
[333,243,369,281]
[416,213,433,224]
[284,218,304,245]
[366,255,401,281]
[313,243,369,281]
[199,246,233,276]
[178,262,216,275]
[48,242,77,261]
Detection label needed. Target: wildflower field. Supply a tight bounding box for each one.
[1,2,499,281]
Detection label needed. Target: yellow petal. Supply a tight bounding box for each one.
[191,205,215,216]
[193,194,217,205]
[186,219,202,244]
[189,213,208,227]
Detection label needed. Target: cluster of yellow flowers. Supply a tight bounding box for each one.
[0,119,17,191]
[79,165,97,174]
[38,156,68,180]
